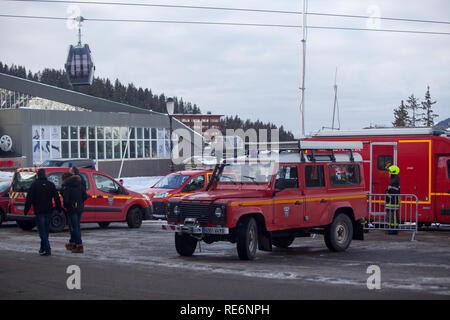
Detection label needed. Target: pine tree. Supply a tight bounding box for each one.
[420,86,438,127]
[405,94,421,127]
[392,100,409,127]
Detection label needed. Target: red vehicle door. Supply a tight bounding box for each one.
[273,164,304,228]
[370,143,396,194]
[303,164,328,226]
[92,173,127,221]
[435,156,450,223]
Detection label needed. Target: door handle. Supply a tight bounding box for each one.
[320,199,328,204]
[295,201,303,205]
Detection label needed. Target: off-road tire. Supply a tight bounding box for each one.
[272,236,295,249]
[324,213,353,252]
[175,233,198,256]
[236,217,258,260]
[126,207,143,228]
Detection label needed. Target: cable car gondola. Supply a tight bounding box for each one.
[65,16,95,86]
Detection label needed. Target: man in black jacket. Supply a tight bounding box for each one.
[24,168,62,256]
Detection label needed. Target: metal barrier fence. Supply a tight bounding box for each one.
[365,193,418,241]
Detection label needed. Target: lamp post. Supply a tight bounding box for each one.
[166,97,175,172]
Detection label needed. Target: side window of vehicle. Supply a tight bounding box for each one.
[182,175,205,192]
[447,160,450,179]
[329,164,361,186]
[377,155,393,171]
[93,174,120,194]
[79,173,90,190]
[276,166,299,189]
[47,173,63,190]
[305,165,325,188]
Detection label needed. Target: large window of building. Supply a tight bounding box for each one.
[32,125,170,163]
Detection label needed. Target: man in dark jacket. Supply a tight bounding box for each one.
[62,171,87,253]
[386,165,401,235]
[24,168,61,256]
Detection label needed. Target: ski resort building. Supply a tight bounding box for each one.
[0,73,202,177]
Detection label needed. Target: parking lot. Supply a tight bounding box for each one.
[0,220,449,300]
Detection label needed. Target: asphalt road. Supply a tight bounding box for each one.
[0,221,449,300]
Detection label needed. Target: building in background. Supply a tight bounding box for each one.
[173,113,223,141]
[0,73,202,177]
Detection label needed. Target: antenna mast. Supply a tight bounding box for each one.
[299,0,307,138]
[331,67,340,130]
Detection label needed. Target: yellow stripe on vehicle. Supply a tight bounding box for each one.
[230,194,366,207]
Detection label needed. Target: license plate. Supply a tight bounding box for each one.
[15,205,24,211]
[202,227,228,235]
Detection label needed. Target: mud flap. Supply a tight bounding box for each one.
[258,231,272,251]
[353,219,364,240]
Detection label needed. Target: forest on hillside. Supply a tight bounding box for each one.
[0,62,295,141]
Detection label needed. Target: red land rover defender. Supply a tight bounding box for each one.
[162,141,367,260]
[8,167,152,232]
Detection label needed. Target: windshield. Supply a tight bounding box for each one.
[153,174,190,189]
[0,183,10,193]
[217,161,276,184]
[40,160,64,167]
[12,172,37,192]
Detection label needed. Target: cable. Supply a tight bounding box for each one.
[0,13,449,36]
[4,0,450,25]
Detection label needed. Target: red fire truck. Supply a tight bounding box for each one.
[306,128,450,226]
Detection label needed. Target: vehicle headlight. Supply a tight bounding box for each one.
[214,207,223,218]
[173,205,180,216]
[154,192,169,199]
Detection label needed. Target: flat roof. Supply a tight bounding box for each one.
[0,72,161,115]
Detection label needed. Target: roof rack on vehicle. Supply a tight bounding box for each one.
[298,140,362,163]
[240,140,363,163]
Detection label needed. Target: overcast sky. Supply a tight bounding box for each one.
[1,0,449,137]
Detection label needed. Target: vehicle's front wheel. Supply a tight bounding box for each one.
[236,217,258,260]
[324,213,353,252]
[49,210,67,233]
[175,233,197,256]
[126,207,143,228]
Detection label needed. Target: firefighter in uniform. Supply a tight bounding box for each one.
[386,165,400,235]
